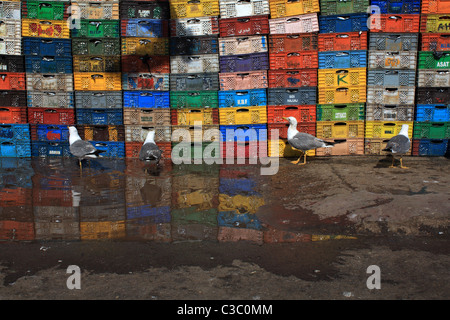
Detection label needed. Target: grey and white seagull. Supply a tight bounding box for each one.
[284,116,336,165]
[68,126,105,171]
[382,124,411,169]
[139,130,162,164]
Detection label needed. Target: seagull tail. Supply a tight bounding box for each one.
[94,149,106,157]
[382,147,392,152]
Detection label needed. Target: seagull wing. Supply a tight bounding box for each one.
[139,142,162,161]
[288,132,328,151]
[383,135,411,154]
[70,140,102,158]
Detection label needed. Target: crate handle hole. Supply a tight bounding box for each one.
[286,18,300,23]
[236,109,249,113]
[237,18,250,23]
[285,106,298,110]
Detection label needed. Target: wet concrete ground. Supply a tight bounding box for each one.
[0,155,449,300]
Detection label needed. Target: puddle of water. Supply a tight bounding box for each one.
[0,158,355,244]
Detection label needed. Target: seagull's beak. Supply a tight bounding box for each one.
[282,117,289,122]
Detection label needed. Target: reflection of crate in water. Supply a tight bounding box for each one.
[125,175,171,207]
[126,205,171,224]
[80,221,126,240]
[263,226,311,243]
[218,211,263,230]
[174,190,218,210]
[218,194,264,214]
[217,226,263,245]
[126,221,171,242]
[80,204,126,222]
[171,208,218,226]
[0,220,35,241]
[172,222,218,242]
[0,187,32,207]
[34,206,80,240]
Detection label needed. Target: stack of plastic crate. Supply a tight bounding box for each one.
[22,1,74,157]
[316,0,368,156]
[414,1,450,156]
[169,0,220,162]
[121,1,171,160]
[364,1,419,155]
[266,0,319,159]
[71,1,124,158]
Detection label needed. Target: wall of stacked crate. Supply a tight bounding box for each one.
[1,0,450,159]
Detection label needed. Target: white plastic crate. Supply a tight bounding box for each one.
[26,74,74,92]
[417,70,450,87]
[218,35,268,56]
[171,16,219,37]
[269,13,319,34]
[170,54,220,74]
[124,125,171,142]
[368,51,417,69]
[0,37,21,55]
[367,86,415,105]
[219,0,270,19]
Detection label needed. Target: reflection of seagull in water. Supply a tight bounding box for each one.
[139,130,162,164]
[69,126,105,171]
[382,124,411,169]
[284,116,337,165]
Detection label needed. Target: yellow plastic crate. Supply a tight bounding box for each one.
[170,0,220,19]
[174,108,218,125]
[365,121,413,139]
[318,86,367,104]
[74,72,122,91]
[80,221,126,240]
[269,0,320,19]
[218,194,265,214]
[318,68,367,88]
[268,138,315,157]
[121,37,169,56]
[219,106,267,125]
[316,121,365,139]
[22,19,70,38]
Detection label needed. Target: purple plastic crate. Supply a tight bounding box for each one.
[219,53,269,73]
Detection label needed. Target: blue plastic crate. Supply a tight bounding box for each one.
[416,105,450,122]
[33,124,69,142]
[25,56,73,74]
[218,89,267,108]
[0,141,31,157]
[126,205,171,223]
[219,178,260,196]
[122,19,168,37]
[319,50,367,69]
[0,124,30,142]
[31,141,71,157]
[0,159,33,188]
[23,38,72,57]
[319,13,369,33]
[220,124,268,142]
[370,0,420,14]
[76,108,124,125]
[123,91,170,108]
[414,139,449,156]
[88,141,125,158]
[218,211,263,230]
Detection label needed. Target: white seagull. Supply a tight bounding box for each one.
[68,126,105,171]
[382,124,411,169]
[139,130,162,164]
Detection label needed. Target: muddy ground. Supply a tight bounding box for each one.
[0,156,449,301]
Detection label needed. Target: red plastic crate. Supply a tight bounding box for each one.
[369,14,420,33]
[0,106,27,124]
[269,33,318,53]
[222,141,268,159]
[0,187,32,207]
[0,72,26,90]
[121,55,170,73]
[219,15,270,37]
[318,32,368,51]
[0,221,35,241]
[269,51,318,69]
[267,105,316,123]
[28,108,75,125]
[421,33,450,51]
[32,188,73,207]
[268,122,316,139]
[268,69,317,88]
[125,141,172,159]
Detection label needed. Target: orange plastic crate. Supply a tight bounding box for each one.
[318,32,368,51]
[269,50,318,69]
[0,106,27,123]
[268,33,318,53]
[0,72,26,90]
[267,105,316,123]
[421,33,450,51]
[27,107,75,125]
[421,0,450,14]
[369,14,420,33]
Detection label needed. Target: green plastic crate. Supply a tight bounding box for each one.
[316,104,365,121]
[170,91,219,109]
[413,122,450,139]
[23,1,67,20]
[72,38,121,56]
[71,20,120,38]
[418,52,450,69]
[319,0,370,15]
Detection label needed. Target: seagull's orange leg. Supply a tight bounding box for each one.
[399,157,409,169]
[297,152,307,165]
[389,156,396,168]
[291,150,303,164]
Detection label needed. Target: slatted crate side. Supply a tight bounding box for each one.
[28,91,75,109]
[318,50,367,69]
[418,51,450,69]
[319,13,369,33]
[170,0,220,18]
[316,121,365,139]
[26,73,73,92]
[218,106,267,125]
[173,125,221,143]
[421,33,450,52]
[316,104,365,121]
[120,1,170,19]
[170,91,219,109]
[219,0,270,19]
[218,89,267,108]
[364,138,412,155]
[417,69,450,87]
[0,1,21,20]
[0,73,26,90]
[318,86,367,104]
[76,124,125,142]
[269,13,319,34]
[413,122,450,139]
[27,107,75,125]
[318,32,368,52]
[25,56,73,74]
[23,38,71,57]
[367,69,416,87]
[269,0,320,19]
[268,122,316,140]
[316,138,365,156]
[73,56,121,73]
[219,53,269,72]
[125,141,171,159]
[30,124,69,142]
[219,70,267,90]
[124,108,171,126]
[72,1,120,20]
[22,1,70,20]
[122,73,170,91]
[75,108,124,125]
[269,33,318,53]
[0,55,25,73]
[368,32,419,51]
[268,87,317,105]
[218,35,268,56]
[170,16,219,37]
[0,124,31,142]
[268,138,315,158]
[267,105,316,123]
[412,139,449,156]
[219,15,270,37]
[122,37,170,56]
[124,125,171,142]
[0,107,28,124]
[369,14,420,33]
[75,91,122,109]
[0,140,32,157]
[365,121,414,139]
[319,0,369,15]
[370,0,421,14]
[73,73,122,91]
[170,54,219,74]
[269,50,319,69]
[318,68,367,88]
[123,91,170,109]
[121,19,169,38]
[422,0,450,14]
[121,55,170,74]
[368,51,417,69]
[420,14,450,33]
[365,104,415,121]
[171,108,219,125]
[416,87,450,104]
[72,38,121,56]
[268,69,317,88]
[22,19,70,38]
[416,105,450,122]
[170,73,219,91]
[366,86,415,105]
[170,36,218,56]
[0,91,27,107]
[72,19,121,38]
[0,38,22,56]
